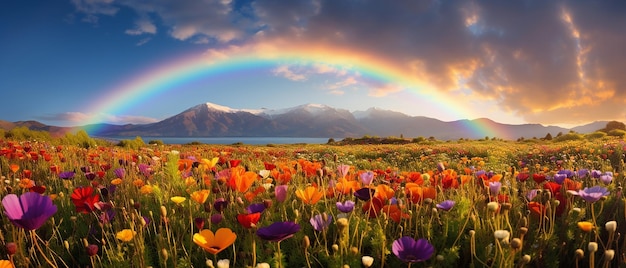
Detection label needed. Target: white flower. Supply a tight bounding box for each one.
[217,259,229,268]
[256,263,270,268]
[494,230,510,240]
[606,221,617,233]
[361,256,374,267]
[259,169,271,179]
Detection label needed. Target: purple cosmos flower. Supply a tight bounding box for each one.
[354,188,375,201]
[392,236,435,263]
[113,168,125,179]
[591,170,603,179]
[59,171,75,180]
[600,172,613,185]
[275,185,288,203]
[338,164,350,178]
[257,221,301,242]
[577,186,610,203]
[489,181,501,195]
[138,164,153,177]
[360,171,375,185]
[2,192,57,230]
[557,169,574,178]
[577,169,589,178]
[310,213,332,232]
[246,203,266,214]
[336,200,355,213]
[552,173,567,184]
[436,200,455,211]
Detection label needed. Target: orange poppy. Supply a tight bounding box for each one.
[227,166,257,193]
[335,177,360,195]
[577,221,594,232]
[295,186,324,205]
[190,190,210,204]
[404,171,424,184]
[382,204,409,223]
[193,228,237,255]
[374,184,395,201]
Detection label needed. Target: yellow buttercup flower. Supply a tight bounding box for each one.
[171,196,187,204]
[116,229,136,242]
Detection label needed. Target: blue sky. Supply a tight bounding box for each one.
[2,0,626,127]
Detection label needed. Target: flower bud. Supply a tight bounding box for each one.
[303,235,310,249]
[87,244,98,256]
[487,202,499,212]
[606,221,617,233]
[256,263,270,268]
[588,242,598,253]
[5,242,17,255]
[575,249,584,259]
[510,238,522,250]
[605,249,615,261]
[361,256,374,268]
[160,205,167,218]
[332,244,339,252]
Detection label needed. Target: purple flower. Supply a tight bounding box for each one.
[526,189,539,201]
[113,168,125,179]
[557,169,574,178]
[138,164,153,177]
[256,221,301,242]
[354,188,375,201]
[275,185,288,203]
[436,162,445,172]
[336,200,355,213]
[59,171,75,180]
[2,192,57,230]
[310,213,332,232]
[392,236,435,263]
[84,172,96,181]
[246,203,266,214]
[600,173,613,185]
[359,171,375,185]
[577,186,610,203]
[552,173,567,184]
[489,181,501,195]
[436,200,455,211]
[591,170,603,179]
[577,169,589,178]
[210,213,223,224]
[213,198,229,212]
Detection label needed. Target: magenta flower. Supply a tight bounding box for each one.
[2,192,57,230]
[392,236,435,263]
[577,186,610,203]
[257,221,301,242]
[275,185,288,202]
[336,200,355,213]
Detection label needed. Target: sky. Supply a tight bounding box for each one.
[2,0,626,128]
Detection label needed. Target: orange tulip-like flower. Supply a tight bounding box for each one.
[227,166,258,193]
[178,159,194,172]
[193,228,237,255]
[18,179,34,189]
[190,190,210,204]
[111,178,123,185]
[578,221,594,232]
[335,177,360,195]
[382,204,409,223]
[140,185,153,195]
[296,186,324,205]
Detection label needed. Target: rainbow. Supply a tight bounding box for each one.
[82,45,508,139]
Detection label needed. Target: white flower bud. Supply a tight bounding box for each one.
[361,256,374,267]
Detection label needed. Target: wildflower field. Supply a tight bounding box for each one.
[1,131,626,267]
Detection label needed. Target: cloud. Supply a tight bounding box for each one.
[37,112,159,125]
[125,18,157,35]
[72,0,626,124]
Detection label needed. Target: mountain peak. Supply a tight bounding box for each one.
[205,102,235,113]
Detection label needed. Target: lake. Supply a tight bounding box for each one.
[105,136,336,145]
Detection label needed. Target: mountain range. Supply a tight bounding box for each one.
[1,102,609,141]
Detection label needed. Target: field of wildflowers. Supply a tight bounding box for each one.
[0,133,625,267]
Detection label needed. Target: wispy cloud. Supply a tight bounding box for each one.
[125,18,157,35]
[271,65,307,81]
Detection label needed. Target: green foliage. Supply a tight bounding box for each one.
[599,120,626,132]
[4,126,51,141]
[553,132,583,142]
[585,131,607,140]
[607,129,626,137]
[148,139,164,145]
[117,136,146,149]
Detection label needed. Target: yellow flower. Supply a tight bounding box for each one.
[200,157,219,170]
[140,185,153,195]
[184,177,196,187]
[193,228,237,255]
[116,229,136,242]
[295,186,324,205]
[190,190,210,204]
[171,196,187,204]
[111,178,123,185]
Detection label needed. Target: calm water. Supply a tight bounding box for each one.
[106,136,335,145]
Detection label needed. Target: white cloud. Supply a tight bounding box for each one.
[125,19,157,35]
[37,112,159,125]
[272,65,307,81]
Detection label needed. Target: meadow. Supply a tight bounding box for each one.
[0,128,625,267]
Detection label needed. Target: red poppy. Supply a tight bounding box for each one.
[30,185,46,194]
[264,162,276,170]
[533,174,546,184]
[362,197,384,218]
[543,182,561,196]
[528,201,545,217]
[229,159,241,168]
[237,212,261,229]
[70,186,101,214]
